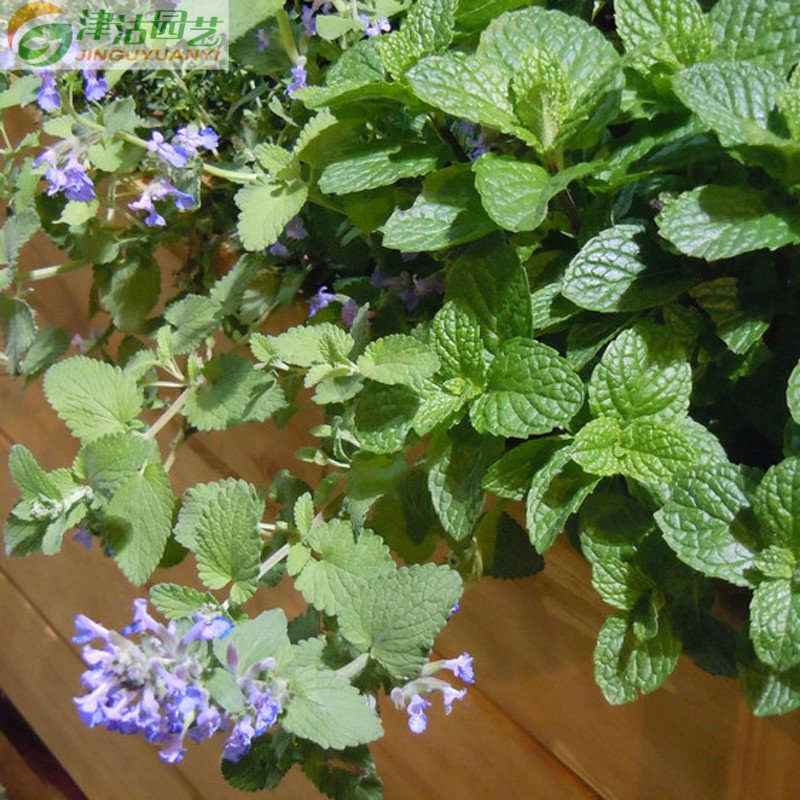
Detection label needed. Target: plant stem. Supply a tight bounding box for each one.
[202,163,259,183]
[258,543,291,580]
[146,388,192,440]
[275,9,302,65]
[336,652,369,681]
[16,260,87,283]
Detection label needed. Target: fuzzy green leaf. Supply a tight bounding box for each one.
[751,578,800,671]
[754,458,800,552]
[184,354,258,431]
[235,178,308,251]
[149,583,219,620]
[357,335,439,386]
[430,300,486,385]
[355,383,419,454]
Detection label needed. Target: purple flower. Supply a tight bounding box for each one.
[440,652,474,684]
[457,121,489,160]
[182,613,233,644]
[412,273,443,297]
[360,14,391,36]
[308,285,337,317]
[400,251,419,263]
[83,68,108,101]
[72,614,110,644]
[71,527,93,549]
[449,601,460,617]
[172,126,219,157]
[129,179,195,226]
[222,717,256,762]
[268,242,290,258]
[287,62,307,96]
[301,5,317,35]
[341,298,360,328]
[284,215,308,240]
[42,152,96,203]
[146,131,189,168]
[36,71,60,112]
[406,693,431,734]
[256,27,271,52]
[441,684,467,714]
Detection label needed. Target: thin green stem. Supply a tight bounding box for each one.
[258,543,291,580]
[16,260,87,283]
[275,9,302,65]
[336,652,369,681]
[145,388,192,440]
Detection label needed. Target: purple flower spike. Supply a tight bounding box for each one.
[62,155,97,202]
[73,614,110,644]
[146,131,189,168]
[71,527,93,549]
[341,298,359,328]
[287,63,307,96]
[223,717,256,762]
[129,179,195,226]
[183,613,233,644]
[83,67,108,101]
[406,693,431,734]
[441,653,474,684]
[301,6,317,36]
[284,215,308,240]
[257,27,271,52]
[172,126,218,157]
[308,285,337,317]
[269,242,290,258]
[36,71,60,112]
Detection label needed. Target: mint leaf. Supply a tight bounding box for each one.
[288,521,394,616]
[8,445,58,499]
[184,354,258,431]
[412,382,467,436]
[379,0,456,76]
[579,494,655,564]
[710,0,800,71]
[82,432,160,500]
[472,155,550,233]
[405,54,532,144]
[672,62,784,147]
[164,294,221,355]
[428,426,503,541]
[754,458,800,551]
[594,612,681,704]
[44,356,143,444]
[740,654,800,717]
[235,178,308,251]
[751,578,800,671]
[357,334,439,386]
[216,610,290,675]
[589,324,691,423]
[179,479,264,604]
[789,361,800,425]
[105,462,174,585]
[482,437,567,501]
[19,326,70,378]
[149,583,218,620]
[571,417,697,484]
[283,667,383,749]
[563,224,691,313]
[355,383,418,454]
[338,563,462,678]
[0,297,36,374]
[447,235,532,352]
[655,464,762,587]
[430,300,486,385]
[526,447,599,553]
[267,323,353,368]
[469,339,584,438]
[657,185,800,261]
[381,165,497,252]
[591,558,656,612]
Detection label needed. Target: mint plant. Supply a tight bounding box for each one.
[4,0,800,794]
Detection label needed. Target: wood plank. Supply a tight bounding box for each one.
[0,727,66,800]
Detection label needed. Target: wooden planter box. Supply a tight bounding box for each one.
[3,172,800,800]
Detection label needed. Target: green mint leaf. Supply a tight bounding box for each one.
[268,323,354,368]
[81,432,160,500]
[430,300,486,385]
[294,492,315,539]
[254,143,294,176]
[594,612,681,704]
[206,668,246,715]
[300,745,382,800]
[346,452,406,508]
[381,165,497,251]
[526,447,599,553]
[5,515,48,557]
[469,338,584,438]
[672,62,785,147]
[328,38,384,84]
[294,81,413,110]
[405,54,533,145]
[789,361,800,425]
[655,464,762,587]
[482,436,568,501]
[754,546,796,580]
[315,15,363,40]
[215,610,290,675]
[319,141,443,195]
[657,185,800,261]
[0,296,36,375]
[428,426,503,541]
[149,583,218,620]
[44,356,143,444]
[184,354,258,432]
[338,563,462,678]
[354,383,418,454]
[579,494,655,564]
[0,74,39,109]
[751,578,800,671]
[19,325,70,378]
[616,0,712,68]
[446,235,532,352]
[754,458,800,551]
[563,224,691,313]
[379,0,456,76]
[235,177,308,252]
[164,294,221,355]
[740,652,800,716]
[357,334,440,386]
[105,462,174,586]
[710,0,800,71]
[8,445,58,499]
[179,479,265,604]
[282,667,383,749]
[288,521,394,616]
[589,324,692,423]
[474,507,544,580]
[412,382,467,436]
[472,154,549,233]
[455,0,531,31]
[571,417,697,484]
[590,558,656,612]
